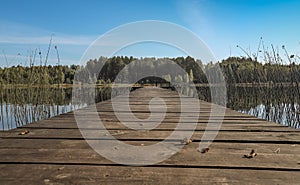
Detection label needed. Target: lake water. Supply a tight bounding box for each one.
[196,85,300,129]
[233,86,299,129]
[0,86,112,130]
[0,85,299,130]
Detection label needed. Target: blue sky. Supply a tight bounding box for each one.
[0,0,299,66]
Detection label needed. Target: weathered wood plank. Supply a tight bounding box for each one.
[0,141,298,169]
[0,139,297,154]
[2,128,299,143]
[20,122,298,132]
[0,164,299,185]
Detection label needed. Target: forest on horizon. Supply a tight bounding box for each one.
[0,55,299,86]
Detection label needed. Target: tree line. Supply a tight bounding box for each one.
[0,56,299,85]
[0,64,77,85]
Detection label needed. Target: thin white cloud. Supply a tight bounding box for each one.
[0,35,97,46]
[176,0,212,34]
[0,20,99,66]
[0,20,97,46]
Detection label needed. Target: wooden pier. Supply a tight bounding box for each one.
[0,87,299,184]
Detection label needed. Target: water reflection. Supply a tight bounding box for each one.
[0,86,112,130]
[196,85,300,129]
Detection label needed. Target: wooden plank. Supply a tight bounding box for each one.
[1,128,299,143]
[0,139,298,154]
[20,122,298,132]
[0,164,299,185]
[0,140,298,169]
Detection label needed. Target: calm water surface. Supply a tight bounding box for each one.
[196,85,300,129]
[0,86,112,130]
